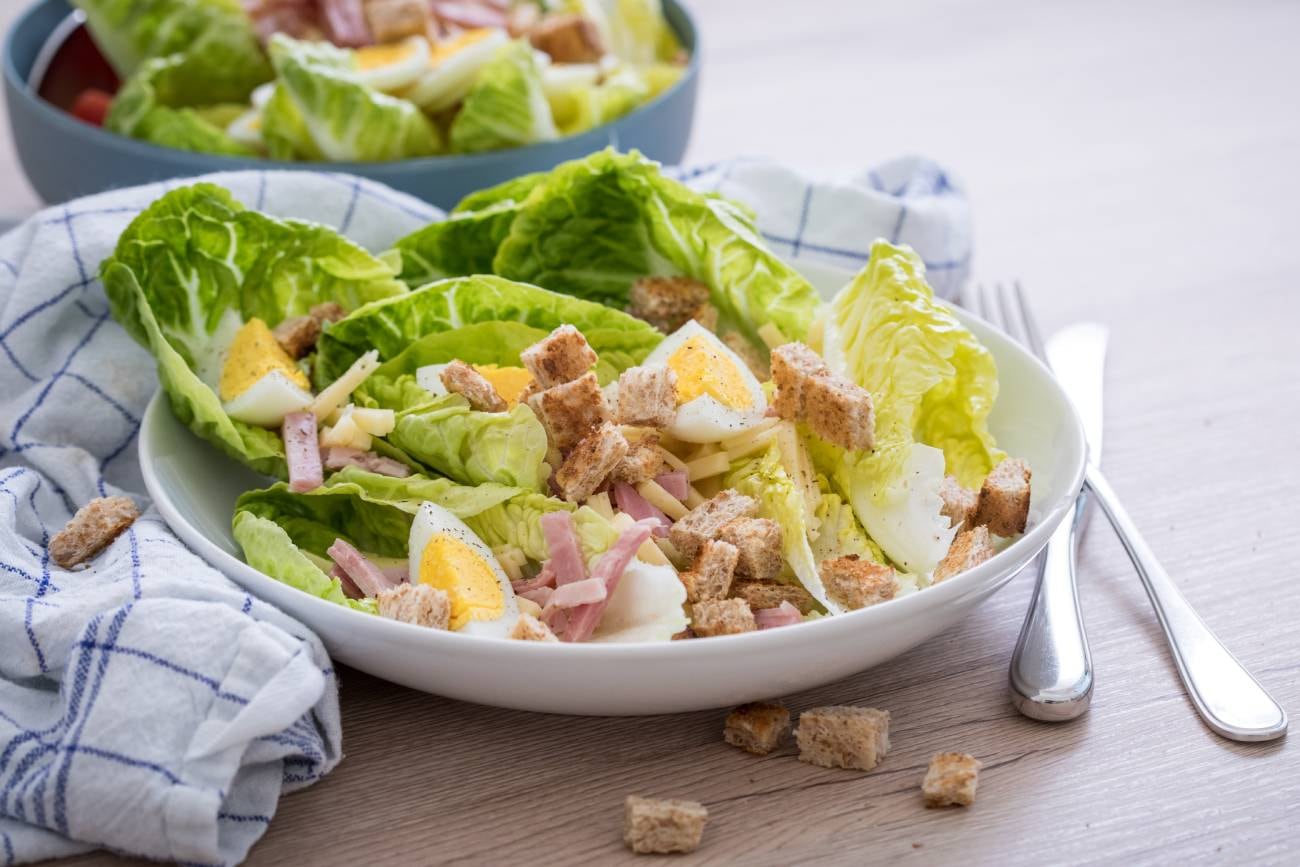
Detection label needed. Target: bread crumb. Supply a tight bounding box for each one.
[922,752,982,807]
[724,702,791,755]
[795,706,890,771]
[623,796,708,854]
[50,496,139,569]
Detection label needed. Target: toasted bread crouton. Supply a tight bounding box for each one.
[802,373,875,451]
[671,627,696,641]
[820,555,895,611]
[623,796,708,855]
[770,342,830,420]
[691,302,719,333]
[718,517,783,582]
[939,475,978,531]
[669,489,760,560]
[555,421,629,502]
[796,706,891,771]
[691,598,757,637]
[628,276,712,334]
[724,702,791,756]
[616,364,678,429]
[534,372,609,451]
[730,580,819,615]
[609,435,666,486]
[50,496,139,568]
[530,13,605,63]
[934,525,996,582]
[272,315,322,360]
[973,458,1032,536]
[680,539,738,602]
[510,613,559,642]
[440,360,507,413]
[923,752,982,807]
[521,324,598,389]
[309,302,346,324]
[364,0,430,42]
[722,331,770,380]
[376,583,450,629]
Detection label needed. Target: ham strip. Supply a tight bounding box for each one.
[654,470,690,501]
[612,483,670,536]
[512,565,557,594]
[327,538,398,597]
[330,564,365,600]
[283,412,323,493]
[540,511,587,586]
[560,520,654,642]
[754,601,803,630]
[546,576,607,609]
[321,446,412,478]
[321,0,373,46]
[520,586,554,607]
[431,0,508,30]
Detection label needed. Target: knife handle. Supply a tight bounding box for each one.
[1085,466,1288,741]
[1008,493,1094,721]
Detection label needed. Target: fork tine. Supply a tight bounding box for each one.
[994,282,1025,343]
[971,282,994,324]
[1012,281,1048,361]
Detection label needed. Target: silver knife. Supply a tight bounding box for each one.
[1008,323,1105,720]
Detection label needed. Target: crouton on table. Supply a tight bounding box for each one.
[377,583,450,629]
[521,324,598,388]
[724,702,791,755]
[730,580,819,615]
[50,496,139,569]
[533,371,608,451]
[440,360,507,413]
[939,475,978,531]
[973,458,1032,536]
[679,539,738,603]
[668,489,759,560]
[923,752,982,807]
[555,421,628,502]
[691,598,757,637]
[934,525,996,582]
[627,276,713,334]
[623,796,708,854]
[718,517,783,582]
[820,555,895,611]
[796,706,891,771]
[616,364,678,429]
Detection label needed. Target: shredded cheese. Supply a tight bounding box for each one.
[655,446,689,472]
[586,491,615,521]
[351,406,396,437]
[719,417,779,452]
[611,512,673,568]
[685,486,707,508]
[685,451,731,480]
[757,322,787,350]
[636,480,689,521]
[309,350,380,421]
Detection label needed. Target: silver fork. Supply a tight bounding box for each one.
[972,282,1288,742]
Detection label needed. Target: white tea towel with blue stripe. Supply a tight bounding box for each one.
[0,156,968,866]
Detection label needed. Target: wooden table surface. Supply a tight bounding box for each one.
[3,0,1297,863]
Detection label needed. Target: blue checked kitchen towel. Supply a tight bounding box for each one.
[0,156,969,866]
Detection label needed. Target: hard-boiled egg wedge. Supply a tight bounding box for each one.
[354,35,431,93]
[408,501,520,637]
[251,82,276,110]
[220,318,314,427]
[416,362,535,407]
[642,320,768,443]
[588,561,686,642]
[400,28,509,112]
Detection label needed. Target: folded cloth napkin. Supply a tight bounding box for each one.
[0,156,968,866]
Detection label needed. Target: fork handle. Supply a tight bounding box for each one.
[1008,492,1094,721]
[1085,466,1288,741]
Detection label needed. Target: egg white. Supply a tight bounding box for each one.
[225,108,264,148]
[355,36,432,93]
[408,501,520,637]
[588,561,687,643]
[223,370,314,428]
[642,320,769,443]
[401,28,509,112]
[415,362,452,398]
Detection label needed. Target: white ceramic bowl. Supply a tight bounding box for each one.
[139,262,1087,715]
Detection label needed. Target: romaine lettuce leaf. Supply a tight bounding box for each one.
[387,394,551,491]
[465,493,616,566]
[810,484,887,566]
[815,240,1004,572]
[263,34,442,162]
[232,511,375,611]
[548,67,648,136]
[107,55,257,157]
[102,183,407,476]
[315,274,662,386]
[565,0,681,65]
[449,40,558,154]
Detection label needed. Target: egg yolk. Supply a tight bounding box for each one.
[665,336,753,409]
[473,364,534,407]
[430,28,494,66]
[419,533,504,630]
[219,318,310,401]
[355,42,417,71]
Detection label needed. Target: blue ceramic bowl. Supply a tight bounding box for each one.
[3,0,698,209]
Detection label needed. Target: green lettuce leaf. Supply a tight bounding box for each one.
[548,67,648,137]
[815,240,1004,572]
[810,484,887,566]
[393,202,523,287]
[263,34,442,162]
[102,183,407,476]
[387,395,551,491]
[449,40,557,154]
[315,274,662,386]
[72,0,271,97]
[566,0,681,65]
[465,493,617,566]
[398,150,819,341]
[232,510,375,611]
[107,55,257,156]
